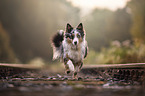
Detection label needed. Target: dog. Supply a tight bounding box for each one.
[51,23,88,78]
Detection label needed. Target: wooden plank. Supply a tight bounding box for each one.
[0,63,41,69]
[83,63,145,69]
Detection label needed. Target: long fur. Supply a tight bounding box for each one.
[51,23,88,78]
[51,30,64,60]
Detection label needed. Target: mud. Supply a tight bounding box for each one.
[0,69,144,96]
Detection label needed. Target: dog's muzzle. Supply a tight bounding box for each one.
[74,41,77,45]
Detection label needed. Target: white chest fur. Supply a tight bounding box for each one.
[68,48,82,61]
[62,40,86,62]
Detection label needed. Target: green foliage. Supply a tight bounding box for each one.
[84,0,145,64]
[84,50,98,64]
[0,23,16,63]
[85,40,145,64]
[127,0,145,43]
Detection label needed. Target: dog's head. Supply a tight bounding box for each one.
[64,23,85,48]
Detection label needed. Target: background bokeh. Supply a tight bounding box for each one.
[0,0,145,65]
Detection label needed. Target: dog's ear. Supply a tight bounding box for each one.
[76,23,83,31]
[66,23,73,33]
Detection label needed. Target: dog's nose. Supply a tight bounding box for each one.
[74,41,77,45]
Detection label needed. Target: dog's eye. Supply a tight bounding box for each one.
[65,34,73,39]
[65,36,69,38]
[65,34,70,38]
[77,34,80,38]
[71,35,74,39]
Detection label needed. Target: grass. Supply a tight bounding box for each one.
[84,40,145,64]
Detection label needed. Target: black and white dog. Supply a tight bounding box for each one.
[51,23,88,78]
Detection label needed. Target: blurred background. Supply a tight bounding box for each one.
[0,0,145,66]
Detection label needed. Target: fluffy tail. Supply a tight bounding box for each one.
[51,30,64,60]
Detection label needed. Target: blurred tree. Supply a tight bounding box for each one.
[0,0,80,63]
[84,9,113,50]
[106,8,132,42]
[127,0,145,44]
[0,23,16,63]
[84,8,131,51]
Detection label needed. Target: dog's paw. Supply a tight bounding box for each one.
[72,72,78,79]
[65,70,70,74]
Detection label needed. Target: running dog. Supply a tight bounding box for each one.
[51,23,88,78]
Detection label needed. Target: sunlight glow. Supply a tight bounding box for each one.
[68,0,128,11]
[67,0,129,16]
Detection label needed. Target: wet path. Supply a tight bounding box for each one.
[0,70,144,96]
[0,63,145,96]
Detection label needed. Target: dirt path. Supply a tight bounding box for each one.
[0,63,145,96]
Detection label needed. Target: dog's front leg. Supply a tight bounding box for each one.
[66,60,74,71]
[63,58,70,74]
[73,62,83,79]
[63,57,74,74]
